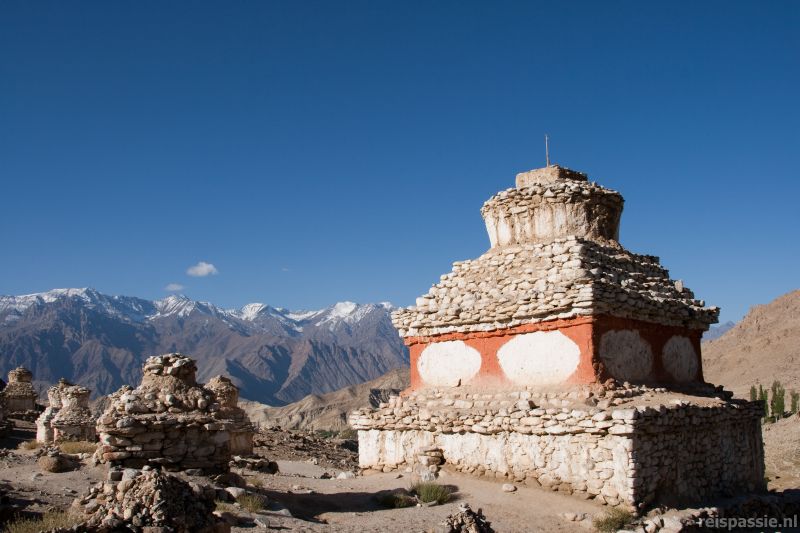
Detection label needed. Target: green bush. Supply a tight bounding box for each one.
[592,507,634,532]
[750,385,757,402]
[771,380,786,421]
[410,482,454,505]
[790,390,799,415]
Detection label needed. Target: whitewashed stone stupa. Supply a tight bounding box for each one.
[351,164,764,511]
[392,165,718,390]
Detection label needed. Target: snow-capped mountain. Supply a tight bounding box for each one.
[0,288,408,405]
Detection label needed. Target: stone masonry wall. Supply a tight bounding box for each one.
[393,237,718,339]
[350,385,764,510]
[482,171,624,247]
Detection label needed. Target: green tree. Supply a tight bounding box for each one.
[790,390,799,415]
[759,384,768,423]
[750,385,757,402]
[770,381,786,421]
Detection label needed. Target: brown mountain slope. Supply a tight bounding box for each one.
[241,367,410,431]
[703,289,800,398]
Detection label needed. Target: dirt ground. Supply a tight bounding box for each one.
[0,422,601,532]
[762,413,800,491]
[1,418,798,532]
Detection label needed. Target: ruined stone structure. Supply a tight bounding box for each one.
[352,164,765,510]
[1,366,38,417]
[96,354,254,473]
[36,378,72,443]
[205,375,254,456]
[52,384,95,442]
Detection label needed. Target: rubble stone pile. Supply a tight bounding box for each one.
[73,467,230,532]
[96,354,254,473]
[1,366,38,417]
[36,445,79,473]
[36,379,72,443]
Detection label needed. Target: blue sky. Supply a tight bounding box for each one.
[1,1,797,322]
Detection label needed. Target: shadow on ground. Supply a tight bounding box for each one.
[259,484,460,522]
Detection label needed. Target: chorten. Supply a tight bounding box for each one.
[2,366,38,415]
[392,165,718,390]
[351,163,763,511]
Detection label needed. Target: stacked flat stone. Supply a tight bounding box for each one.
[52,384,96,442]
[350,386,764,509]
[416,445,444,474]
[96,354,254,474]
[36,378,72,443]
[394,237,717,337]
[1,366,38,417]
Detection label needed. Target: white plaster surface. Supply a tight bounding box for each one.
[358,429,631,504]
[417,340,482,387]
[599,330,653,382]
[662,335,698,382]
[496,331,580,385]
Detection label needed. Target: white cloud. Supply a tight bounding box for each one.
[164,283,185,292]
[281,267,291,272]
[187,261,219,277]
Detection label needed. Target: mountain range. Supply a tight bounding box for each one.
[702,320,736,342]
[0,288,408,405]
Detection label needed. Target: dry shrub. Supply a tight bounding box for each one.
[4,510,83,533]
[58,440,97,454]
[237,493,267,513]
[214,500,237,514]
[592,507,634,532]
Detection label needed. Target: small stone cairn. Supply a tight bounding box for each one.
[1,366,38,418]
[416,445,444,476]
[96,353,254,474]
[442,503,495,533]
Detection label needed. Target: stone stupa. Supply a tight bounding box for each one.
[351,163,764,511]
